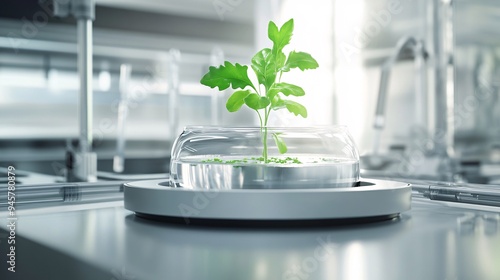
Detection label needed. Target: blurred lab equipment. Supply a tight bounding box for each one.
[210,47,225,125]
[167,49,181,140]
[113,64,132,173]
[365,36,427,170]
[52,0,98,182]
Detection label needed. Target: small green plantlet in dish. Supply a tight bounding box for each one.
[200,18,318,162]
[202,156,303,165]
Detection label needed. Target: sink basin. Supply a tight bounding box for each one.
[360,152,497,184]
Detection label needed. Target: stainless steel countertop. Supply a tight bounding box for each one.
[1,198,500,280]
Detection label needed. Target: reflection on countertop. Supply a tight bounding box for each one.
[1,198,499,280]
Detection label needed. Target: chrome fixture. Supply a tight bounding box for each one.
[367,36,459,182]
[373,36,427,133]
[168,49,181,139]
[210,47,225,125]
[431,0,455,158]
[53,0,97,182]
[371,36,428,162]
[113,64,132,173]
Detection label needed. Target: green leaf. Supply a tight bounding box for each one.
[282,51,319,72]
[200,61,254,91]
[251,48,276,90]
[226,90,251,112]
[267,83,305,100]
[275,51,287,70]
[283,100,307,118]
[270,95,286,110]
[244,93,270,110]
[272,133,288,154]
[268,19,294,66]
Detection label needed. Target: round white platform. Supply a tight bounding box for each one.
[124,179,411,224]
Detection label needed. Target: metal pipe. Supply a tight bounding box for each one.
[414,42,427,130]
[210,47,225,125]
[443,0,455,158]
[374,70,390,130]
[0,36,247,65]
[168,49,181,140]
[113,64,132,173]
[373,36,427,131]
[50,0,97,182]
[432,0,454,157]
[77,19,93,153]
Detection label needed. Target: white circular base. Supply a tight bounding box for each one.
[124,179,411,222]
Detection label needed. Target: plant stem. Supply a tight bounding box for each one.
[256,110,268,161]
[256,111,263,129]
[262,106,273,162]
[262,125,268,162]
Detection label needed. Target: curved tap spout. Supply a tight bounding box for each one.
[374,36,427,131]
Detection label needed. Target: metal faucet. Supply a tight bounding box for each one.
[53,0,97,182]
[168,49,181,140]
[372,36,428,156]
[210,47,225,125]
[113,64,132,173]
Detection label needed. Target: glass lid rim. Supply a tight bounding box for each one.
[182,125,350,132]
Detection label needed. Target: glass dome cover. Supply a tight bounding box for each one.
[170,126,360,189]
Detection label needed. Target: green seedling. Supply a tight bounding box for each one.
[200,19,318,162]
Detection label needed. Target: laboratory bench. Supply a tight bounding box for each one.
[1,194,500,280]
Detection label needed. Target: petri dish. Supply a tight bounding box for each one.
[169,126,360,189]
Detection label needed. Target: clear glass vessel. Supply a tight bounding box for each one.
[169,126,360,189]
